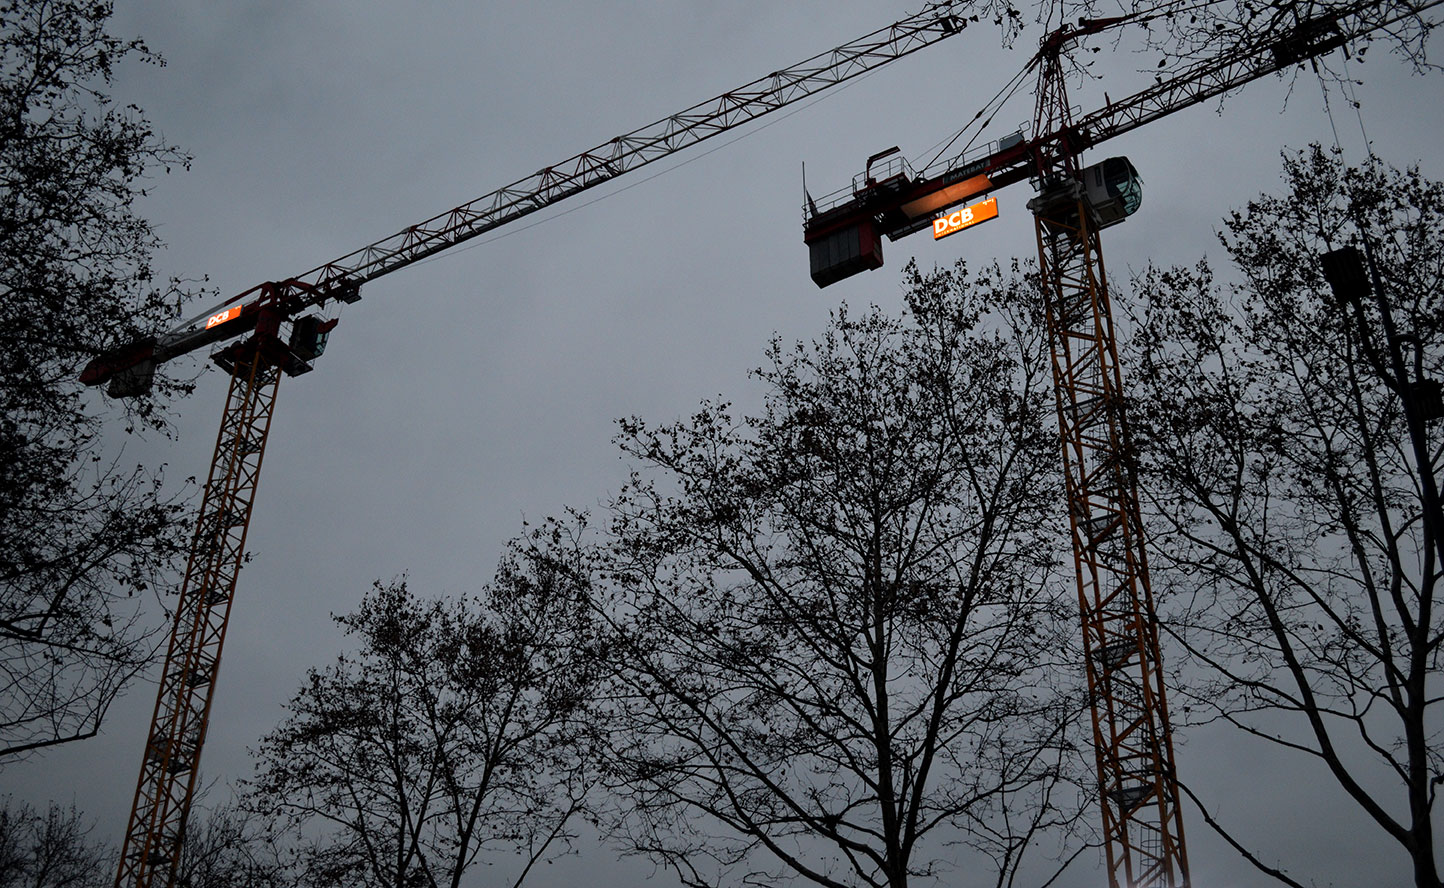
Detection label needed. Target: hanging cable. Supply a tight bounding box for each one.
[1340,52,1374,160]
[1318,71,1348,157]
[919,64,1035,174]
[890,0,1255,180]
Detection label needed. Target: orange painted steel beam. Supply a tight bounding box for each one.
[114,336,282,888]
[1031,45,1188,888]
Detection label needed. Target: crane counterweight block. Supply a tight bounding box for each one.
[80,337,157,395]
[808,219,886,288]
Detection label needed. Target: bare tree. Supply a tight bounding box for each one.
[246,547,607,888]
[914,0,1436,60]
[591,261,1091,888]
[1125,146,1444,888]
[173,798,286,888]
[0,795,278,888]
[0,0,197,759]
[0,799,108,888]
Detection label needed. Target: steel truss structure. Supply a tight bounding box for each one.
[115,331,283,888]
[95,9,979,886]
[155,2,972,340]
[1031,195,1189,887]
[802,0,1442,262]
[1030,49,1187,888]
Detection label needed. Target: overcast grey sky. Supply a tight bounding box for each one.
[8,2,1443,885]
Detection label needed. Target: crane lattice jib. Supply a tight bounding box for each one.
[1066,0,1433,151]
[80,3,972,390]
[285,6,966,294]
[105,2,970,370]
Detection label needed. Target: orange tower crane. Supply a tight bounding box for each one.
[79,2,1439,887]
[80,7,976,887]
[802,2,1438,886]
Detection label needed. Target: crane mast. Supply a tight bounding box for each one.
[113,310,290,888]
[1028,31,1188,888]
[93,7,976,887]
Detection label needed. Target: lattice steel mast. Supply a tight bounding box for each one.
[113,311,289,888]
[1027,27,1187,887]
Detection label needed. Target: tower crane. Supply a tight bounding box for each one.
[75,1,1438,886]
[802,2,1439,886]
[79,7,976,887]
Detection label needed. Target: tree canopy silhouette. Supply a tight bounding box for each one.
[0,0,197,759]
[1127,146,1444,888]
[593,261,1092,888]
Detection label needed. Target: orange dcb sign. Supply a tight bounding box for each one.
[205,306,242,329]
[933,196,999,240]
